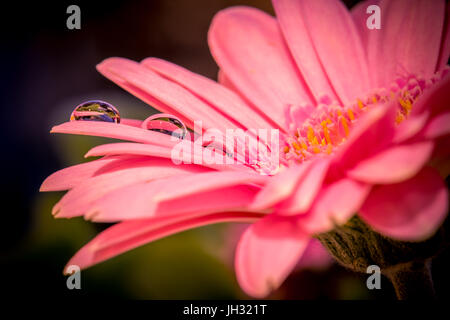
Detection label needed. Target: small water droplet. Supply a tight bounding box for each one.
[142,113,187,139]
[202,140,234,158]
[70,100,120,123]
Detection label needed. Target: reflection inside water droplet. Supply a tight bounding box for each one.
[70,100,120,123]
[142,113,187,139]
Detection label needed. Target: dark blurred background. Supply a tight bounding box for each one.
[1,0,448,299]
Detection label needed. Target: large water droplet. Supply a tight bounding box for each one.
[142,113,187,139]
[70,100,120,123]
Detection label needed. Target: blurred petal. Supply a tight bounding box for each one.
[297,178,371,234]
[65,211,263,272]
[359,167,448,241]
[235,215,308,297]
[40,157,118,191]
[250,161,313,210]
[347,141,434,184]
[278,159,330,215]
[437,4,450,71]
[53,159,208,218]
[351,0,379,52]
[90,185,261,222]
[422,112,450,139]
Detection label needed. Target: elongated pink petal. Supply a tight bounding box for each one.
[422,112,450,139]
[437,4,450,71]
[57,170,265,219]
[90,185,261,222]
[217,69,236,91]
[85,172,267,221]
[359,167,448,241]
[334,102,396,169]
[141,58,275,131]
[284,0,370,104]
[351,0,379,52]
[134,170,267,203]
[290,0,371,102]
[65,211,264,272]
[347,141,434,184]
[296,238,333,270]
[413,72,450,116]
[250,161,313,210]
[40,157,118,191]
[272,0,338,102]
[53,159,208,218]
[97,58,240,131]
[208,6,314,129]
[278,159,330,215]
[367,0,445,86]
[51,121,178,147]
[297,178,371,234]
[85,142,252,172]
[392,111,429,143]
[235,215,308,297]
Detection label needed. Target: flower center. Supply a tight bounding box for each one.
[281,68,449,164]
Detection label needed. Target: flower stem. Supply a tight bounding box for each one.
[384,260,435,300]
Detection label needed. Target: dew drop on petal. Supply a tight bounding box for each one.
[70,100,120,123]
[142,113,187,139]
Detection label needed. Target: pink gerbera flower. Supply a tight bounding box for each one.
[41,0,449,298]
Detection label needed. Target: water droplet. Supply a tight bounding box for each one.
[70,100,120,123]
[202,140,234,158]
[142,113,187,139]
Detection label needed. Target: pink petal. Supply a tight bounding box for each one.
[72,171,265,221]
[422,112,450,139]
[235,215,309,297]
[97,58,239,132]
[51,121,178,147]
[333,102,396,169]
[359,167,448,241]
[278,159,330,215]
[120,118,143,128]
[53,158,209,218]
[392,111,429,143]
[250,161,313,210]
[347,141,434,184]
[296,238,333,270]
[367,0,445,86]
[65,211,264,272]
[84,142,252,172]
[437,4,450,71]
[40,157,118,191]
[127,170,267,203]
[272,0,338,102]
[413,72,450,116]
[90,185,261,222]
[276,0,370,104]
[208,6,314,129]
[297,178,371,234]
[217,69,237,91]
[141,58,275,131]
[351,0,380,52]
